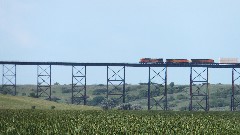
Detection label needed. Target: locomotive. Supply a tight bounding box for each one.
[139,58,164,64]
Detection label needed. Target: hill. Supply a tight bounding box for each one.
[0,94,100,110]
[0,83,238,111]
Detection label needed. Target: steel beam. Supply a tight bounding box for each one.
[147,66,167,110]
[72,66,87,105]
[1,61,240,68]
[107,66,126,104]
[1,64,16,95]
[231,68,240,111]
[189,67,209,111]
[37,65,51,100]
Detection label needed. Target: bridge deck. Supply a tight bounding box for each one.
[0,61,240,68]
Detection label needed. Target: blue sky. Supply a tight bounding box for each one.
[0,0,240,85]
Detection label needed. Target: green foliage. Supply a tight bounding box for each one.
[0,87,13,95]
[100,98,116,110]
[1,110,240,134]
[179,106,188,111]
[51,96,61,102]
[117,103,142,110]
[170,82,175,88]
[51,106,56,110]
[3,84,236,110]
[29,92,37,98]
[138,89,147,97]
[89,96,105,106]
[168,103,177,108]
[168,96,175,101]
[173,86,187,93]
[210,98,230,108]
[126,95,140,102]
[31,106,36,109]
[176,94,188,100]
[54,82,60,85]
[92,89,107,95]
[61,87,71,93]
[168,88,174,94]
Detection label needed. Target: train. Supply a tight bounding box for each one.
[139,58,238,64]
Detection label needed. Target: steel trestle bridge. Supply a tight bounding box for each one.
[1,61,240,111]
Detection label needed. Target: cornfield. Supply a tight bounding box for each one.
[0,110,240,134]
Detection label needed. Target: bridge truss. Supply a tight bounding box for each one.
[1,61,240,111]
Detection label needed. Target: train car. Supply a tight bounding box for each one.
[219,58,238,64]
[165,59,189,64]
[191,59,214,64]
[139,58,163,64]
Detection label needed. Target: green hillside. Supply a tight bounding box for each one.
[0,94,100,110]
[0,83,239,111]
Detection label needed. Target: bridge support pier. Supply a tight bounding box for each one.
[147,66,167,110]
[231,68,240,111]
[72,66,87,105]
[189,67,209,111]
[107,66,126,104]
[37,65,52,100]
[2,64,16,95]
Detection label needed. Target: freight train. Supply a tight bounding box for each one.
[139,58,238,64]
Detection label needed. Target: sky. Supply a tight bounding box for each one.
[0,0,240,85]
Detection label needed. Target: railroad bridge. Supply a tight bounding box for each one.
[1,61,240,111]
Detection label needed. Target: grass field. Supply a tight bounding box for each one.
[1,110,240,134]
[0,94,100,110]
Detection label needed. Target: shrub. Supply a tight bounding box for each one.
[31,106,36,109]
[0,88,13,95]
[177,94,188,100]
[168,103,177,108]
[117,103,143,110]
[51,106,56,110]
[138,89,148,97]
[100,98,116,110]
[131,104,143,110]
[179,106,188,111]
[92,89,107,95]
[90,96,105,106]
[29,92,37,98]
[126,95,140,102]
[168,96,175,101]
[62,87,71,93]
[51,96,61,102]
[117,103,132,110]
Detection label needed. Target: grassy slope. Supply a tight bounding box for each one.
[1,84,235,111]
[0,94,100,110]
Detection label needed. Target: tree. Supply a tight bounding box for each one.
[100,98,116,110]
[138,89,148,97]
[92,89,107,95]
[176,94,187,100]
[90,96,105,106]
[54,82,60,85]
[29,92,37,98]
[170,82,175,88]
[117,103,143,110]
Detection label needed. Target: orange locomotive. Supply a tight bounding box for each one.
[191,59,214,64]
[166,59,189,64]
[139,58,164,64]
